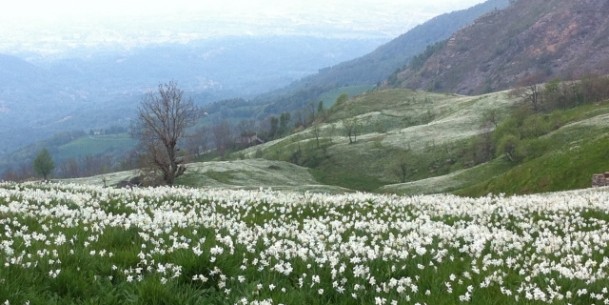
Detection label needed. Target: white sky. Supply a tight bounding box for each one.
[1,1,485,19]
[0,0,487,53]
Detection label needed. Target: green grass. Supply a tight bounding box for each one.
[235,86,609,196]
[310,168,385,192]
[177,159,349,193]
[57,87,609,196]
[460,134,609,196]
[57,133,135,159]
[326,88,455,121]
[236,88,517,193]
[381,157,513,195]
[317,85,374,108]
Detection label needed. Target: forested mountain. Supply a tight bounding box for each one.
[391,0,609,94]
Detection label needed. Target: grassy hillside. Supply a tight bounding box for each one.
[237,88,516,191]
[381,97,609,195]
[61,80,609,197]
[460,124,609,196]
[229,82,609,195]
[56,133,135,159]
[64,159,347,193]
[380,158,512,195]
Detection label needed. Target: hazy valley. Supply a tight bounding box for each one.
[0,36,386,155]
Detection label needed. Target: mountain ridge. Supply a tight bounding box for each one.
[391,0,609,94]
[246,0,510,117]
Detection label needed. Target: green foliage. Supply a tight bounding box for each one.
[334,93,349,108]
[461,135,609,196]
[33,148,55,180]
[310,168,384,192]
[317,86,373,108]
[57,134,135,160]
[492,77,609,166]
[278,112,291,136]
[409,41,447,71]
[496,134,524,163]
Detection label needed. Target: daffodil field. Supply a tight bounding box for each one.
[1,182,609,304]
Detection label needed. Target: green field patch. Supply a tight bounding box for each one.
[57,133,135,159]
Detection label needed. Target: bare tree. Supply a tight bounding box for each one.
[512,74,544,112]
[58,158,80,178]
[312,123,321,148]
[344,118,360,144]
[132,82,199,185]
[1,167,20,182]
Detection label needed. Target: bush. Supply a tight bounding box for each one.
[520,115,552,138]
[497,134,525,163]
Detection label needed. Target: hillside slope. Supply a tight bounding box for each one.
[392,0,609,95]
[206,0,510,119]
[231,76,609,195]
[238,88,517,191]
[60,81,609,196]
[65,159,347,193]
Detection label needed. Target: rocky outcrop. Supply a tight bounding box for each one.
[392,0,609,95]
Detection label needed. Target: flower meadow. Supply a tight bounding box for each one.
[1,182,609,304]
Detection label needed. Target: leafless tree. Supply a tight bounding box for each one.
[132,82,199,185]
[312,123,321,148]
[344,118,360,144]
[512,74,544,112]
[1,167,20,182]
[59,158,80,178]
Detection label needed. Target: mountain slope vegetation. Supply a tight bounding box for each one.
[225,73,609,195]
[206,0,510,119]
[392,0,609,94]
[47,74,609,197]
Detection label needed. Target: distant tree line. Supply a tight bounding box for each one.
[1,150,140,182]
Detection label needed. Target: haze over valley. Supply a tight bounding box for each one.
[0,0,491,161]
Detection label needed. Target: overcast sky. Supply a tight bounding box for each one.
[0,0,487,53]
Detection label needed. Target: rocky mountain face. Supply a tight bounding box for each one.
[391,0,609,95]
